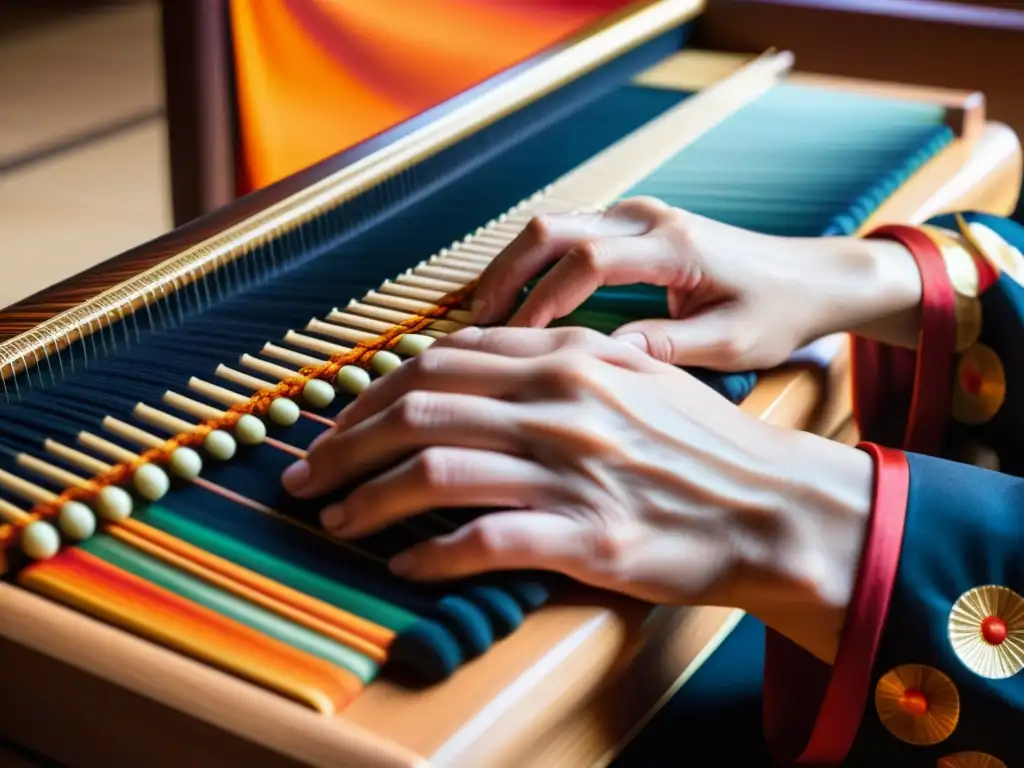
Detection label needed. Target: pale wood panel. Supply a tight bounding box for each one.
[0,1,162,164]
[0,121,172,309]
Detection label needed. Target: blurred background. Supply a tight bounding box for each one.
[0,0,1022,310]
[0,0,632,308]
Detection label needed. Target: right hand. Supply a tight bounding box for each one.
[471,197,923,370]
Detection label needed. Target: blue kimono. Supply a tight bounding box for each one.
[617,213,1024,767]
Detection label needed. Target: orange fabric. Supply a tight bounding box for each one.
[18,547,362,714]
[230,0,633,191]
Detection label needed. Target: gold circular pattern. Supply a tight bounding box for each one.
[954,294,983,352]
[875,664,960,746]
[938,753,1007,768]
[949,585,1024,679]
[923,225,981,298]
[951,344,1006,426]
[919,227,983,351]
[962,221,1024,286]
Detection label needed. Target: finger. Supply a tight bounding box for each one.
[337,346,537,430]
[338,330,656,429]
[322,449,562,538]
[386,510,593,581]
[435,326,657,369]
[611,309,751,369]
[507,234,683,328]
[285,392,523,499]
[473,211,651,324]
[604,196,673,221]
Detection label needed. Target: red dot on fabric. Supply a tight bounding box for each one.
[898,689,929,716]
[960,364,983,395]
[981,615,1008,646]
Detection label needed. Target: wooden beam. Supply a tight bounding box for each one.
[160,0,236,226]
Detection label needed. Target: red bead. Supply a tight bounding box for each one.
[981,615,1008,646]
[898,689,929,716]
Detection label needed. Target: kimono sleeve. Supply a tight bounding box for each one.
[762,214,1024,767]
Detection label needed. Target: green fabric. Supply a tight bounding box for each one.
[135,504,418,631]
[80,534,380,683]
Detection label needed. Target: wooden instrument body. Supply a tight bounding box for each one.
[0,8,1021,767]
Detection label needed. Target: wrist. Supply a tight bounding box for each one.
[731,427,875,663]
[801,236,923,349]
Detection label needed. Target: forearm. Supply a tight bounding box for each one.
[797,235,923,349]
[734,428,875,665]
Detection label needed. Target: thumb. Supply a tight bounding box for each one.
[611,311,751,370]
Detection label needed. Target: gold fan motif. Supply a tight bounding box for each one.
[874,664,960,746]
[948,585,1024,679]
[937,752,1007,768]
[919,226,983,351]
[922,225,982,298]
[953,295,983,353]
[957,217,1024,287]
[951,344,1006,426]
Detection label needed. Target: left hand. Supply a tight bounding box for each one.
[281,326,873,632]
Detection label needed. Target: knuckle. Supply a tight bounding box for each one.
[464,520,508,557]
[565,240,604,275]
[439,325,484,348]
[628,195,669,214]
[635,326,674,364]
[559,326,603,349]
[656,205,697,241]
[584,525,636,581]
[414,447,461,489]
[715,332,756,366]
[612,195,665,217]
[408,346,451,375]
[392,390,442,430]
[659,204,691,225]
[536,351,599,393]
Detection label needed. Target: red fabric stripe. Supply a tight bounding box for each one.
[866,226,957,455]
[763,445,911,765]
[796,444,910,764]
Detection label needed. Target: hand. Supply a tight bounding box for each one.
[471,197,924,370]
[281,326,875,662]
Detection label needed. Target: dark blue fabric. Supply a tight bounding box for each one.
[612,614,773,767]
[846,454,1024,764]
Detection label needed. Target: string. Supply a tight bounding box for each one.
[1,282,474,555]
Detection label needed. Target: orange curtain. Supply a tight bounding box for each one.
[230,0,634,192]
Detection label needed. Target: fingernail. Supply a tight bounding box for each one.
[471,298,490,324]
[320,504,346,533]
[389,551,416,576]
[281,460,311,495]
[615,333,648,352]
